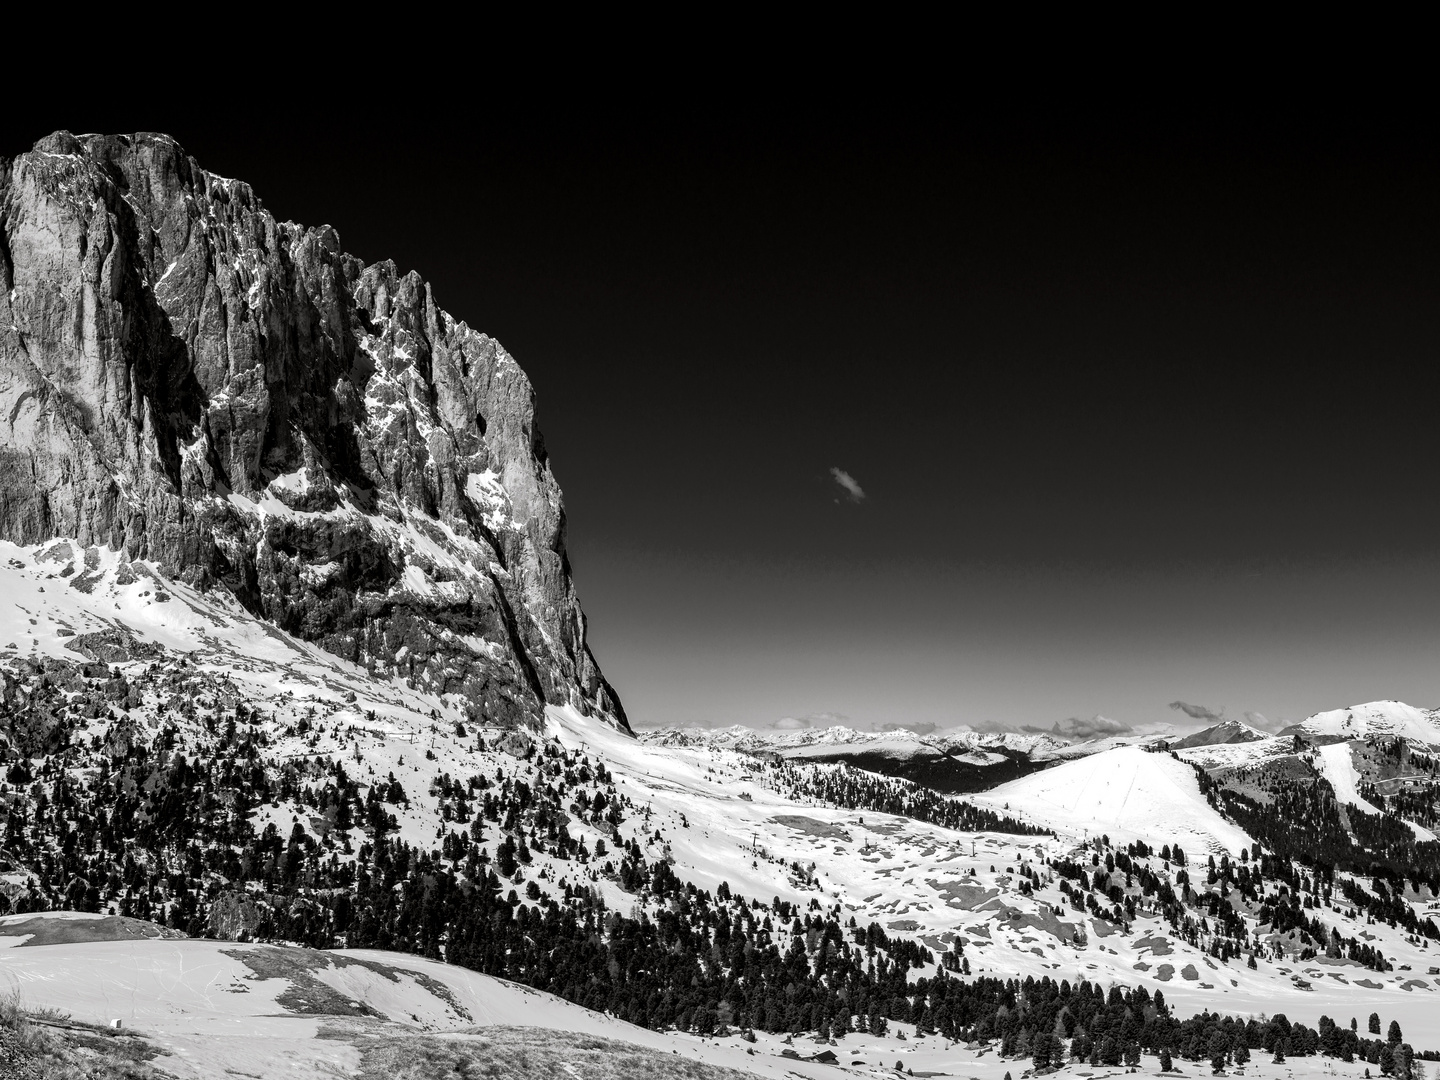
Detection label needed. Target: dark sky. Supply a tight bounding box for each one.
[6,91,1439,733]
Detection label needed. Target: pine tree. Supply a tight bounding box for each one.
[1210,1031,1229,1074]
[1033,1032,1056,1071]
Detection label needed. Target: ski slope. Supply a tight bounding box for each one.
[1316,742,1384,815]
[1311,741,1438,843]
[974,746,1253,854]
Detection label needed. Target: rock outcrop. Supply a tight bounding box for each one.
[0,131,626,730]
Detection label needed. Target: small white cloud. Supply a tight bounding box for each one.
[773,711,850,730]
[830,467,865,503]
[1244,710,1288,732]
[1051,714,1132,741]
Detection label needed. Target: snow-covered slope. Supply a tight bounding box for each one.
[11,833,1440,1068]
[5,542,1440,1057]
[1287,701,1440,748]
[555,709,1440,1043]
[0,913,837,1079]
[8,917,1429,1080]
[973,746,1253,854]
[0,539,499,861]
[1174,734,1294,771]
[1308,741,1439,843]
[1315,742,1384,815]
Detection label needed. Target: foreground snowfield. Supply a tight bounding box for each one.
[0,913,1430,1079]
[4,541,1440,1075]
[0,913,858,1078]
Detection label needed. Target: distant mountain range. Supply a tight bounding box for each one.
[643,703,1440,795]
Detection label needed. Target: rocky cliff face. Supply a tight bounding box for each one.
[0,130,626,731]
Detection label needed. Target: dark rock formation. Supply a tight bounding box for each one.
[0,131,625,730]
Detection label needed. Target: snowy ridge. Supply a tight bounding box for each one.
[1288,701,1440,748]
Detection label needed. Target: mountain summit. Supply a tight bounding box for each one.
[0,131,624,730]
[1169,718,1269,749]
